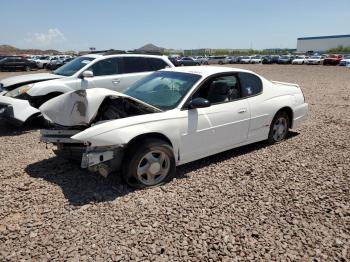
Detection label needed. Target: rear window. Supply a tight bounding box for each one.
[238,72,263,97]
[122,57,153,73]
[148,58,169,70]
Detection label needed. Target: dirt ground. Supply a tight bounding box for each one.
[0,65,349,261]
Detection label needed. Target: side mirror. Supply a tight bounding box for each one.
[188,97,211,109]
[81,70,94,78]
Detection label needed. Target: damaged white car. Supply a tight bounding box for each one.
[40,66,308,188]
[0,53,173,125]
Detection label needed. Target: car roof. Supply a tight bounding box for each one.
[81,53,167,59]
[161,66,253,77]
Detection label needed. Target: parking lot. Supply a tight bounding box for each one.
[0,64,349,260]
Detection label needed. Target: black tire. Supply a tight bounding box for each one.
[268,111,290,144]
[24,66,30,72]
[218,61,223,65]
[122,138,176,189]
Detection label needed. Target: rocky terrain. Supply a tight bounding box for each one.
[0,64,349,261]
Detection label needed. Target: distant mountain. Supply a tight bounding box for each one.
[0,45,61,55]
[137,43,165,53]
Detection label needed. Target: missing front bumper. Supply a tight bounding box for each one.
[41,128,124,177]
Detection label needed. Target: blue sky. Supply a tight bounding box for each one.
[1,0,349,51]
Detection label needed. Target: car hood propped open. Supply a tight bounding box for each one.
[39,88,161,127]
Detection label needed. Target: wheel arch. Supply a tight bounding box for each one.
[274,106,293,128]
[126,132,174,149]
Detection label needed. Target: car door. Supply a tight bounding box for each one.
[180,74,250,162]
[79,57,123,91]
[5,58,16,70]
[238,72,268,141]
[16,58,25,70]
[116,57,155,91]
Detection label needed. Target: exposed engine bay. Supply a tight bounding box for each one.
[92,96,156,126]
[39,88,160,128]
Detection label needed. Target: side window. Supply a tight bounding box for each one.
[122,57,152,73]
[148,58,168,71]
[89,58,121,76]
[192,75,240,105]
[238,72,262,97]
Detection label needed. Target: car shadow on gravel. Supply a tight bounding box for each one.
[0,117,44,136]
[25,131,299,206]
[176,131,299,177]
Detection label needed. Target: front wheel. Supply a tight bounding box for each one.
[122,138,176,188]
[268,111,290,144]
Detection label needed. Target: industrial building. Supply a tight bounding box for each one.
[297,34,350,53]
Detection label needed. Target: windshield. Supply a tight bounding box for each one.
[311,56,321,59]
[124,71,201,110]
[53,56,95,76]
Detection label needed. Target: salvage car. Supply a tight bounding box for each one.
[250,55,263,64]
[323,54,343,65]
[40,66,309,189]
[339,55,350,66]
[262,55,280,64]
[305,55,324,65]
[0,56,37,71]
[46,57,73,70]
[0,53,173,125]
[206,56,226,65]
[278,55,294,64]
[177,57,200,66]
[291,55,308,65]
[240,56,252,64]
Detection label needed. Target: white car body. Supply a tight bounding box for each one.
[250,56,263,64]
[339,56,350,66]
[292,56,308,64]
[35,56,51,68]
[0,54,174,124]
[306,56,324,65]
[40,66,308,176]
[207,56,226,65]
[240,56,252,64]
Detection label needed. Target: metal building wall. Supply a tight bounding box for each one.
[297,35,350,52]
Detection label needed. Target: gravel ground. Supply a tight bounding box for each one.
[0,65,349,261]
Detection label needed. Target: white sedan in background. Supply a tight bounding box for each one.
[292,55,308,64]
[40,66,308,188]
[250,55,263,64]
[306,55,325,65]
[240,56,252,64]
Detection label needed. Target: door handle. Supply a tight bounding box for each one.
[238,108,247,114]
[112,79,120,84]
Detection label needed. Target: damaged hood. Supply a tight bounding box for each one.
[0,73,64,89]
[39,88,161,127]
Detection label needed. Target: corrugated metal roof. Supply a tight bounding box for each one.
[298,34,350,40]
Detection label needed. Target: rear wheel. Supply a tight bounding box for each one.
[122,138,176,188]
[268,111,290,144]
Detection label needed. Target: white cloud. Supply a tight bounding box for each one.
[25,28,66,48]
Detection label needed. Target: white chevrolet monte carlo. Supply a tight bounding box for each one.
[40,66,308,188]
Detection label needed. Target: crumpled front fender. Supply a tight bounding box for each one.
[0,95,40,125]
